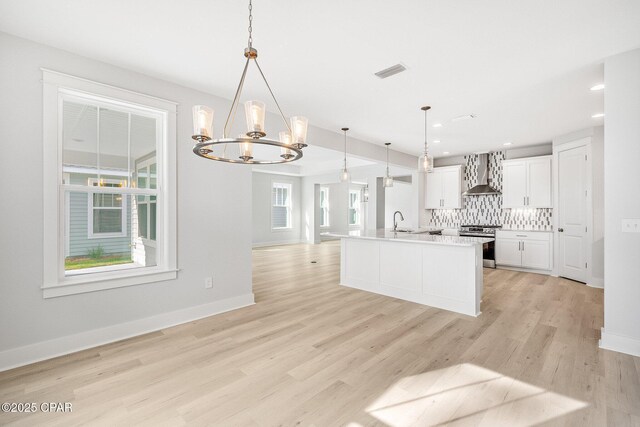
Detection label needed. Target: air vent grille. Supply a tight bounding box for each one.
[374,63,407,79]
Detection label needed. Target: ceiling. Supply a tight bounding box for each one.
[2,0,639,158]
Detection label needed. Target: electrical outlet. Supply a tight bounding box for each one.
[204,277,213,289]
[622,219,640,233]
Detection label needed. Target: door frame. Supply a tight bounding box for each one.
[552,137,593,285]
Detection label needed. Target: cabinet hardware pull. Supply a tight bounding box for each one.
[516,234,527,237]
[522,242,525,251]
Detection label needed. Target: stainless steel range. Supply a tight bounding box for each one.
[459,225,501,268]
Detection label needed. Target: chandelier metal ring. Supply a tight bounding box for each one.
[193,137,303,165]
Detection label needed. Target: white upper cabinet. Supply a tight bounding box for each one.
[425,165,462,209]
[502,156,552,208]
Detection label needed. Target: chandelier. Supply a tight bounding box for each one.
[191,0,308,164]
[418,105,434,173]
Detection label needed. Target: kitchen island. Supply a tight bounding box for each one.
[325,230,493,317]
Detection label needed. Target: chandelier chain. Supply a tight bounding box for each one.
[248,0,253,49]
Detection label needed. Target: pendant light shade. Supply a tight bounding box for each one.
[418,106,434,173]
[339,127,351,182]
[384,142,394,187]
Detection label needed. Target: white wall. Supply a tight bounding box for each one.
[384,179,414,230]
[0,32,254,369]
[252,172,301,247]
[600,48,640,357]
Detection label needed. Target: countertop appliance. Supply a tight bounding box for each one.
[459,224,501,267]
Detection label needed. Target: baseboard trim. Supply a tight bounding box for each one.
[252,240,302,248]
[587,277,604,288]
[0,293,255,372]
[599,328,640,357]
[495,265,552,276]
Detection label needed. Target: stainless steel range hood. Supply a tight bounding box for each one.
[463,153,501,196]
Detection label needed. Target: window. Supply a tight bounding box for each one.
[349,189,361,226]
[43,70,177,298]
[320,187,330,227]
[272,182,292,229]
[88,179,127,238]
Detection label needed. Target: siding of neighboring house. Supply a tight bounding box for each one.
[67,173,131,257]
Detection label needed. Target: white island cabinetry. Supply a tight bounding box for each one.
[332,231,489,317]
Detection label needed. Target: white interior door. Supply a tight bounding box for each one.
[558,145,587,282]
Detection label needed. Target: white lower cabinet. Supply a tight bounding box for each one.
[495,230,552,271]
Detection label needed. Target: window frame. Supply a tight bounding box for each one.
[348,189,361,226]
[87,178,128,239]
[271,181,293,230]
[320,187,330,228]
[42,69,177,298]
[134,156,158,247]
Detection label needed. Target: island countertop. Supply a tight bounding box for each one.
[324,229,494,247]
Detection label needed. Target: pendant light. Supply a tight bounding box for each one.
[383,143,394,187]
[191,0,308,164]
[339,127,351,182]
[418,105,434,173]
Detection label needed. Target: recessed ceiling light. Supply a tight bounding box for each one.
[443,151,450,155]
[433,140,440,144]
[590,84,605,91]
[592,113,605,118]
[503,142,512,146]
[433,123,442,128]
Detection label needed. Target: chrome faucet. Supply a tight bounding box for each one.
[393,211,404,231]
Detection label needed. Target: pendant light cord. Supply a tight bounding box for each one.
[343,129,348,170]
[386,143,390,175]
[247,0,253,49]
[424,108,428,155]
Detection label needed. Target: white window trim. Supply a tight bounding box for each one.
[87,178,128,239]
[134,156,158,248]
[320,187,330,228]
[271,181,293,231]
[42,69,178,298]
[349,189,361,226]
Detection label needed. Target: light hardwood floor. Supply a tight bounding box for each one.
[1,241,639,426]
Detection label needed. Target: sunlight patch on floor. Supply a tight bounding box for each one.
[365,363,588,426]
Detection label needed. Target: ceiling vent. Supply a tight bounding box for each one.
[451,114,477,122]
[374,63,407,79]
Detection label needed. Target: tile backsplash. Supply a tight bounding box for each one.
[427,151,553,231]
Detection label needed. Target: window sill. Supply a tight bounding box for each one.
[271,227,293,232]
[42,268,179,298]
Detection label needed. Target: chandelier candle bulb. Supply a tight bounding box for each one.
[244,100,266,137]
[240,140,253,161]
[279,131,294,160]
[192,105,214,140]
[290,116,309,148]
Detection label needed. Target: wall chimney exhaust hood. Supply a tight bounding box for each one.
[463,153,501,196]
